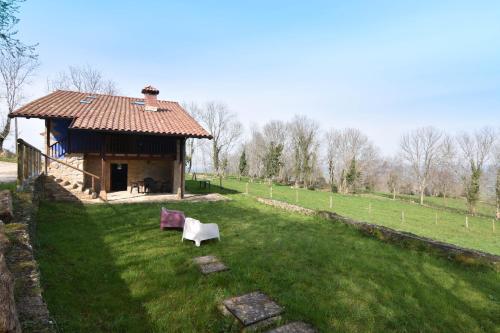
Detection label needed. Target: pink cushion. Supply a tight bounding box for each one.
[160,208,185,229]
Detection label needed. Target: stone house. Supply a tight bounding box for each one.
[9,86,211,199]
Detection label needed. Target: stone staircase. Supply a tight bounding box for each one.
[42,175,98,202]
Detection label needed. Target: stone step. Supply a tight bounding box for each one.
[43,175,97,202]
[266,322,316,333]
[221,292,283,331]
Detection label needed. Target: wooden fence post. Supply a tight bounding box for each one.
[329,195,333,209]
[465,216,469,229]
[17,141,23,187]
[22,144,28,182]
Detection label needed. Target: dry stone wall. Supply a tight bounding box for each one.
[0,190,13,223]
[48,153,84,185]
[0,223,21,333]
[256,197,500,270]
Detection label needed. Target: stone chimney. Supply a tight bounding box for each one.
[141,85,159,111]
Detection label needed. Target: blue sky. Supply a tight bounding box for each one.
[7,0,500,153]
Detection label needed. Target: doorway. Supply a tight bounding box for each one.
[111,163,128,191]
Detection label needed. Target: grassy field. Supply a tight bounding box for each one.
[35,184,500,332]
[373,191,497,219]
[0,155,17,163]
[194,177,500,255]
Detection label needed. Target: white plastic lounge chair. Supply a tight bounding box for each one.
[182,217,220,247]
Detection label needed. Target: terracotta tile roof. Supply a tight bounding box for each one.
[10,90,211,138]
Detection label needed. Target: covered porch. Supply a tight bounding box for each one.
[76,190,226,204]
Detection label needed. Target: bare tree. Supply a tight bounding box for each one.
[47,65,118,95]
[457,127,496,215]
[182,102,202,174]
[246,126,266,179]
[433,135,458,204]
[386,157,403,200]
[289,115,319,188]
[490,131,499,219]
[325,129,342,192]
[262,120,287,182]
[324,128,377,193]
[262,120,287,146]
[400,127,443,205]
[0,51,38,150]
[197,102,242,175]
[496,158,500,220]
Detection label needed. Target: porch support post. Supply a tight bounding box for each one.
[180,138,185,199]
[174,138,185,199]
[99,133,107,200]
[100,156,107,200]
[44,119,50,175]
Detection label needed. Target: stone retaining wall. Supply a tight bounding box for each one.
[256,197,500,271]
[2,176,54,332]
[0,190,14,223]
[0,222,21,333]
[48,154,85,186]
[256,197,316,216]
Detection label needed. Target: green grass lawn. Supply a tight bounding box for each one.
[0,155,17,163]
[0,182,16,191]
[201,177,500,255]
[373,191,497,219]
[36,184,499,332]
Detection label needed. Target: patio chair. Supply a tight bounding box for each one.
[130,181,140,193]
[160,208,186,229]
[144,177,157,193]
[182,217,220,247]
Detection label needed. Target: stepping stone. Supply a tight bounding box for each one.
[222,291,283,330]
[266,321,316,333]
[193,255,228,274]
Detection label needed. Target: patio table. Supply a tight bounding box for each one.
[199,180,211,190]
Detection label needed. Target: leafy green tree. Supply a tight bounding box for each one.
[345,158,361,193]
[239,150,247,179]
[464,165,481,215]
[458,128,496,215]
[263,142,283,180]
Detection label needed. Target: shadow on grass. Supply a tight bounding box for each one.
[186,179,240,195]
[36,197,500,332]
[36,200,155,332]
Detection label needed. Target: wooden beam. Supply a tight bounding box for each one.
[100,156,107,200]
[180,138,185,199]
[44,119,50,175]
[100,133,107,200]
[82,154,175,161]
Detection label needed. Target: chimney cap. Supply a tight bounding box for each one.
[141,85,159,95]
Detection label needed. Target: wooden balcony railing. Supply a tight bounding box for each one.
[49,137,68,158]
[48,133,177,157]
[17,139,101,198]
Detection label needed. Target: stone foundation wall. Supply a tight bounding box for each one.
[48,154,84,186]
[256,197,500,270]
